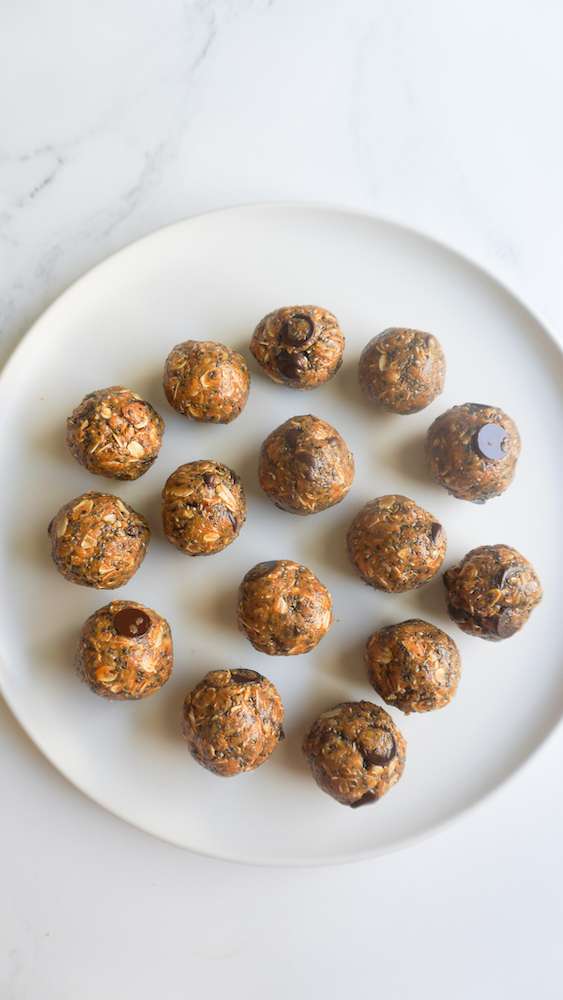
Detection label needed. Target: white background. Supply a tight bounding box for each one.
[1,2,562,997]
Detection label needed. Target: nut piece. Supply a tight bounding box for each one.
[238,560,333,655]
[182,669,285,776]
[259,414,354,515]
[75,600,173,700]
[359,328,445,414]
[347,495,446,592]
[426,402,521,503]
[162,460,246,556]
[250,304,345,389]
[302,701,406,808]
[444,544,542,641]
[366,619,461,713]
[48,492,150,589]
[163,340,250,423]
[66,386,164,480]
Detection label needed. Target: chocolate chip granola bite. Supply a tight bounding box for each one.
[182,669,285,776]
[48,492,150,588]
[444,544,543,641]
[162,460,246,555]
[250,305,345,389]
[66,386,164,480]
[366,619,461,713]
[258,414,354,514]
[76,600,173,700]
[237,560,333,655]
[303,701,406,808]
[359,328,445,414]
[347,495,446,592]
[163,340,249,423]
[426,403,521,503]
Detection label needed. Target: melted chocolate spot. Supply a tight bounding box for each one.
[430,522,443,544]
[113,607,151,638]
[295,450,316,469]
[278,312,316,347]
[474,423,508,461]
[350,791,379,809]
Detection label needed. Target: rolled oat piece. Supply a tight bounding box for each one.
[48,492,150,588]
[444,544,542,641]
[250,305,345,389]
[76,600,173,700]
[162,460,246,555]
[259,414,354,515]
[347,494,446,592]
[163,340,250,423]
[365,619,461,713]
[66,386,164,480]
[303,701,406,808]
[359,328,445,414]
[426,402,521,503]
[238,559,333,655]
[182,668,285,776]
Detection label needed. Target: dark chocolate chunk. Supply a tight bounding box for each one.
[276,350,308,380]
[295,450,316,469]
[229,669,261,685]
[278,312,316,347]
[113,607,151,638]
[350,790,379,809]
[284,427,301,449]
[203,472,218,487]
[430,522,443,544]
[361,733,396,769]
[474,423,508,461]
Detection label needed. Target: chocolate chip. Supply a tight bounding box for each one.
[246,560,278,580]
[230,669,261,685]
[295,450,316,469]
[361,733,396,769]
[350,791,378,808]
[496,565,521,590]
[203,472,218,487]
[430,522,443,544]
[276,350,308,380]
[113,607,151,638]
[474,423,508,461]
[278,312,315,347]
[284,427,301,449]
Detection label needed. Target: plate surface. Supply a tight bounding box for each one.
[0,204,561,865]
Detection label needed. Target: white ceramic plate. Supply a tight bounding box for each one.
[0,204,561,866]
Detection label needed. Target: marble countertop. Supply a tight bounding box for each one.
[1,2,562,997]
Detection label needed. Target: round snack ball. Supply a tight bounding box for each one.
[359,328,445,414]
[163,340,249,423]
[365,619,461,713]
[303,701,406,808]
[162,460,246,555]
[48,492,150,589]
[182,669,285,776]
[66,386,164,480]
[250,304,345,389]
[259,414,354,515]
[444,544,543,641]
[426,402,521,503]
[238,559,333,655]
[75,600,173,700]
[347,494,446,592]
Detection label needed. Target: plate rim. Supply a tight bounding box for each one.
[1,200,561,867]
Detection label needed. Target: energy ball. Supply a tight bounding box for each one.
[237,559,333,655]
[163,340,249,423]
[75,600,173,700]
[347,494,446,592]
[426,402,521,503]
[182,668,285,776]
[162,460,246,555]
[303,701,406,808]
[365,619,461,713]
[259,414,354,515]
[48,492,150,589]
[250,304,345,389]
[444,544,543,641]
[66,386,164,480]
[359,328,445,414]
